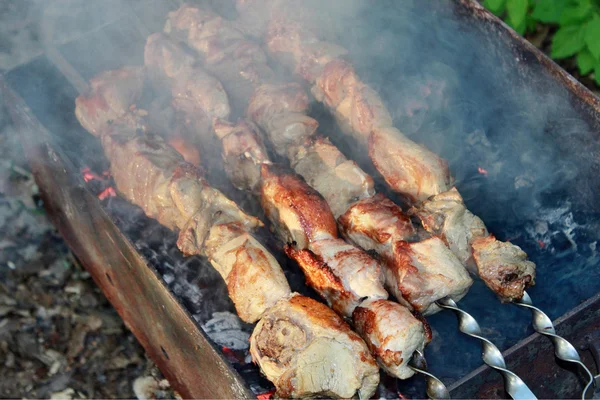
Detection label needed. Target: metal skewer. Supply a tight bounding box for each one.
[514,291,596,400]
[436,297,537,400]
[408,349,451,399]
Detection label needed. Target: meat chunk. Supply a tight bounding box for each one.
[472,236,536,302]
[164,5,274,108]
[144,33,231,136]
[338,193,416,254]
[292,137,375,218]
[207,228,291,322]
[99,122,262,255]
[384,237,473,315]
[412,187,488,270]
[369,127,451,203]
[248,83,318,159]
[286,237,387,317]
[250,294,379,399]
[353,299,426,379]
[74,67,145,136]
[311,59,392,138]
[266,20,348,82]
[213,119,270,193]
[260,164,337,248]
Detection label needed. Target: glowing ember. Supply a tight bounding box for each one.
[257,389,276,400]
[98,187,116,200]
[81,167,105,183]
[477,167,489,176]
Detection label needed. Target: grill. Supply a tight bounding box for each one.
[2,0,600,398]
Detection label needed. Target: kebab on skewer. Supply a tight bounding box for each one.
[162,3,474,317]
[74,66,381,399]
[145,31,431,381]
[230,1,536,303]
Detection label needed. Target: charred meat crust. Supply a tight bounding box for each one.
[472,236,535,302]
[338,193,416,245]
[260,164,337,246]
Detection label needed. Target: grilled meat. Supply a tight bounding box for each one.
[74,66,145,136]
[247,83,319,160]
[144,32,231,137]
[237,3,536,301]
[160,7,430,379]
[164,5,274,110]
[472,236,536,302]
[213,118,270,193]
[260,164,338,248]
[247,81,471,314]
[369,127,451,203]
[250,293,379,398]
[286,237,387,316]
[353,299,427,379]
[291,137,375,218]
[384,237,472,315]
[412,187,488,270]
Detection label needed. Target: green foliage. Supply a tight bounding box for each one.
[482,0,600,85]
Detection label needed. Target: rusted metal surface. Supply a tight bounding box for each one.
[1,77,254,400]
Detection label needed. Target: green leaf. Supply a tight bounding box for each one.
[551,25,586,58]
[484,0,507,15]
[585,15,600,59]
[594,62,600,85]
[558,0,593,26]
[526,14,538,32]
[531,0,563,23]
[506,0,529,30]
[577,48,597,74]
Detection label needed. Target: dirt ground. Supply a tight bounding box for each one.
[0,101,177,398]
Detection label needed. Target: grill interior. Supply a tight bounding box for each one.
[4,0,600,397]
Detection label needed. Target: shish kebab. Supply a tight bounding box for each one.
[144,31,443,388]
[233,2,594,397]
[162,4,537,398]
[163,4,472,318]
[232,0,536,304]
[74,67,381,398]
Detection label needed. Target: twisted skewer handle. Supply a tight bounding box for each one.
[408,349,451,399]
[436,297,537,400]
[514,291,596,400]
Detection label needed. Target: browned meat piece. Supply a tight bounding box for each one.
[338,193,416,253]
[99,120,261,253]
[311,59,392,138]
[286,237,387,317]
[74,67,145,136]
[144,32,196,84]
[164,5,274,107]
[384,237,473,315]
[353,299,426,379]
[144,33,231,136]
[260,164,338,248]
[472,236,536,302]
[213,118,270,192]
[250,293,379,399]
[248,83,318,159]
[266,19,348,82]
[207,227,291,322]
[291,137,375,217]
[369,127,451,203]
[412,187,488,270]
